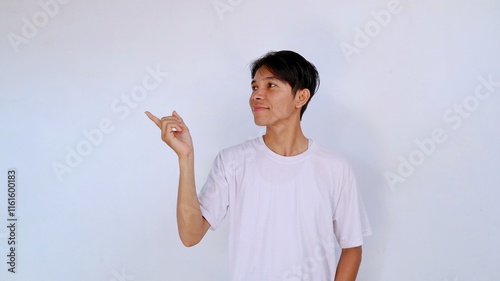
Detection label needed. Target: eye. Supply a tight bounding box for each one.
[251,85,257,91]
[268,83,276,88]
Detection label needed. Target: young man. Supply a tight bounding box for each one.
[146,50,372,281]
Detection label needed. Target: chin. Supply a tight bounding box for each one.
[253,118,268,127]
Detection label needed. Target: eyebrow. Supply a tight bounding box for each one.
[251,76,279,85]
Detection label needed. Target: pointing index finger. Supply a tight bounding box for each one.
[145,111,161,128]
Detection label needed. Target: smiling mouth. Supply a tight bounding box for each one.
[253,106,268,112]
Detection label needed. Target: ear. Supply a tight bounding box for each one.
[295,88,310,109]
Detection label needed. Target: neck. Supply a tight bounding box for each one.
[263,122,308,157]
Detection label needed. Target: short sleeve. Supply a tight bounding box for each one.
[198,153,230,230]
[332,164,372,248]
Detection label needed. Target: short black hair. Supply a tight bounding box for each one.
[250,50,320,119]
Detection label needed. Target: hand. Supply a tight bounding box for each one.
[145,110,194,158]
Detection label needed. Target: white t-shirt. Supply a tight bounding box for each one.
[198,137,372,281]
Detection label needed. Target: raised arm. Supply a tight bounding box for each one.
[145,110,210,247]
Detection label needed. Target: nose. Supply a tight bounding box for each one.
[251,88,264,100]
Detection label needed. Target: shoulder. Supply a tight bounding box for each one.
[312,141,352,168]
[311,141,359,189]
[310,141,357,181]
[216,137,262,160]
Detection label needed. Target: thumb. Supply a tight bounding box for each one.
[173,110,185,123]
[172,110,188,130]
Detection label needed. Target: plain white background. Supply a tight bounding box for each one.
[1,0,499,280]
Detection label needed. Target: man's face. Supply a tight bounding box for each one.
[249,67,300,127]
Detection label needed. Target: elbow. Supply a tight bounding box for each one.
[181,239,199,248]
[177,217,208,247]
[180,235,202,247]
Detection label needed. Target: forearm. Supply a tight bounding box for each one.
[334,246,362,281]
[176,154,206,246]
